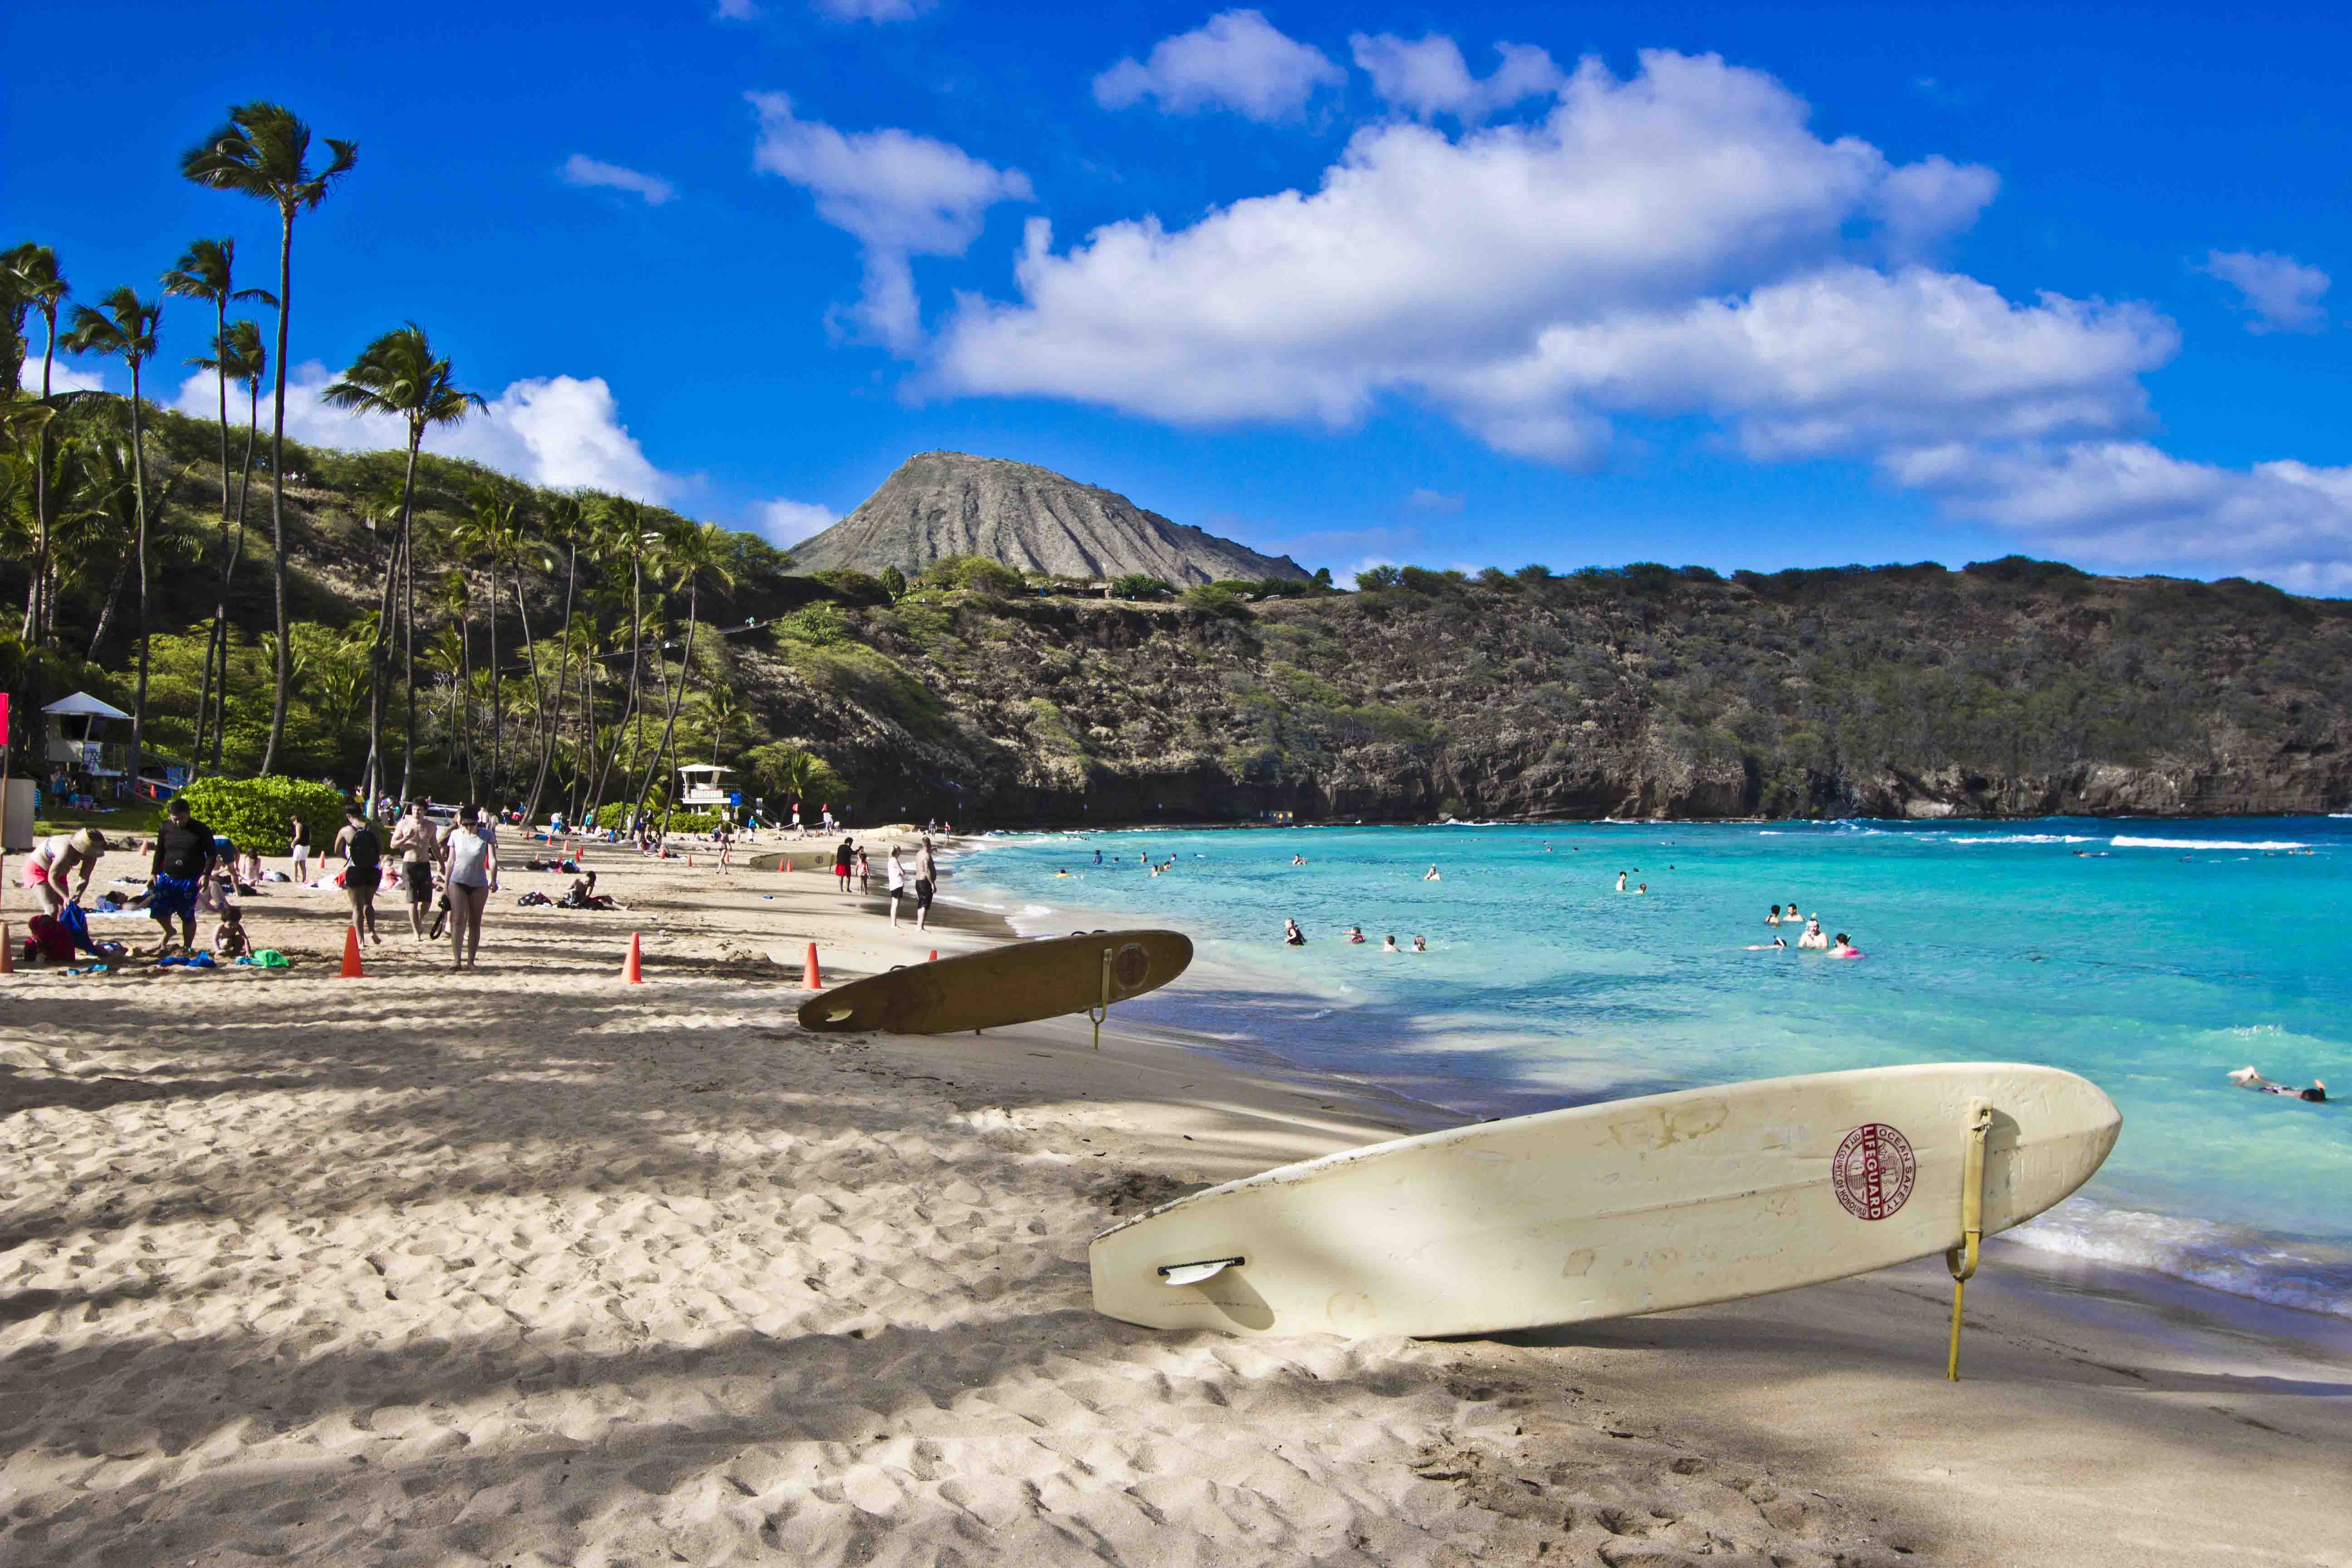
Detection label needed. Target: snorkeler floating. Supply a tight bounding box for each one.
[2229,1066,2328,1103]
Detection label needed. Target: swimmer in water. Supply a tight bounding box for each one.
[1766,904,1783,926]
[1797,918,1829,950]
[1412,934,1427,952]
[1830,932,1861,957]
[1382,934,1400,953]
[1423,864,1441,881]
[1055,869,1071,878]
[1635,882,1648,895]
[1745,936,1790,951]
[1093,849,1102,865]
[1291,854,1306,866]
[2230,1066,2328,1102]
[1615,872,1627,892]
[1283,918,1306,946]
[1347,926,1366,944]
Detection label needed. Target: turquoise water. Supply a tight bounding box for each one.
[956,818,2352,1320]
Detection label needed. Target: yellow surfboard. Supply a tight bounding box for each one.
[797,929,1193,1035]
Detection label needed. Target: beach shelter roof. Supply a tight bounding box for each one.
[42,692,131,720]
[676,763,732,775]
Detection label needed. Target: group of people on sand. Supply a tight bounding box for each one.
[325,799,504,969]
[882,838,939,931]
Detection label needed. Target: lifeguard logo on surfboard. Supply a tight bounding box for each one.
[1114,943,1151,990]
[1831,1123,1917,1220]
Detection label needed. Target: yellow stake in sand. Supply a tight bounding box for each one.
[1946,1096,1994,1381]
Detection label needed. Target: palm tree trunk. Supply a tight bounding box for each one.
[209,380,261,770]
[486,559,502,807]
[90,556,130,659]
[458,611,477,803]
[260,206,294,775]
[400,513,417,799]
[29,310,55,644]
[363,435,420,804]
[638,583,700,833]
[128,365,152,789]
[521,541,577,830]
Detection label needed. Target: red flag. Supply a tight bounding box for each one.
[0,691,9,749]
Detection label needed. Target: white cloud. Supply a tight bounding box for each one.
[813,0,925,17]
[172,361,676,501]
[755,498,838,546]
[1094,10,1343,122]
[560,154,676,206]
[748,91,1032,351]
[924,45,2352,588]
[2200,249,2329,333]
[14,355,109,396]
[941,51,1991,429]
[1349,33,1563,121]
[1405,487,1464,512]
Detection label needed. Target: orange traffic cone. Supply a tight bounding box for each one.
[928,949,938,962]
[802,941,823,989]
[339,926,365,978]
[1,922,15,975]
[623,932,644,985]
[687,856,695,868]
[784,857,793,872]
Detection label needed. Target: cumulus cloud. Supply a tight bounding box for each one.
[172,362,675,501]
[749,91,1032,351]
[2200,249,2329,333]
[1094,10,1343,122]
[755,498,839,546]
[15,355,109,396]
[1405,488,1464,512]
[924,44,2352,587]
[1349,33,1563,121]
[560,154,676,206]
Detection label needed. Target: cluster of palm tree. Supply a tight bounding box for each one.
[5,101,748,825]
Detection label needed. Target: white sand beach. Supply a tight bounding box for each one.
[3,840,2348,1566]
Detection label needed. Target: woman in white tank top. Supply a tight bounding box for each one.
[438,808,500,970]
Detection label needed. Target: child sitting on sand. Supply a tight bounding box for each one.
[213,906,251,960]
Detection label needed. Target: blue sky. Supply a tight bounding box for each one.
[12,1,2351,589]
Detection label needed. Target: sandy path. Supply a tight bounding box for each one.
[1,839,2346,1566]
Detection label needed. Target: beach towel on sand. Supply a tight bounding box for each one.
[237,950,290,968]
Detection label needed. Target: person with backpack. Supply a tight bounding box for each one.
[333,802,387,946]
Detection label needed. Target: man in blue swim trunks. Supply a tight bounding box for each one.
[150,796,220,956]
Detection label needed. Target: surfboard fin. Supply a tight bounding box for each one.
[1157,1257,1245,1287]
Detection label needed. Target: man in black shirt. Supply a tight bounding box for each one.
[150,796,218,955]
[334,803,386,946]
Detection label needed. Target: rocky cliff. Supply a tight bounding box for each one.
[787,451,1312,585]
[729,559,2352,824]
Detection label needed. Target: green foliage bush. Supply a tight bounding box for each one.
[922,555,1024,596]
[1110,573,1175,600]
[810,568,892,607]
[172,776,351,850]
[879,565,907,599]
[1354,564,1401,590]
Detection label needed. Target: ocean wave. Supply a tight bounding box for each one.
[2110,836,2310,851]
[1944,833,2098,845]
[2006,1200,2352,1319]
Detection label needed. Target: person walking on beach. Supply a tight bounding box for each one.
[885,844,907,927]
[148,800,214,956]
[21,828,106,919]
[914,837,938,932]
[439,806,499,970]
[333,804,386,946]
[391,801,443,941]
[289,814,311,883]
[855,847,871,894]
[834,837,854,892]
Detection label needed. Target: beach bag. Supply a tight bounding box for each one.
[238,949,290,968]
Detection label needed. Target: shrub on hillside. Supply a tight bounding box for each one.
[921,555,1025,596]
[1110,573,1174,600]
[810,568,892,607]
[172,776,351,850]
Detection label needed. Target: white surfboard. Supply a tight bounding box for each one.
[1090,1063,2119,1338]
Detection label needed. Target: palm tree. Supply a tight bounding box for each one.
[584,500,657,820]
[3,244,69,644]
[180,103,358,774]
[186,318,267,771]
[62,286,162,786]
[636,520,738,832]
[321,323,483,801]
[162,237,274,767]
[520,495,586,829]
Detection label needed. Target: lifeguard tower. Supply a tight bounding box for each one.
[676,763,735,812]
[42,692,132,807]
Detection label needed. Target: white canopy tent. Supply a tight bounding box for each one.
[42,692,132,720]
[42,692,132,776]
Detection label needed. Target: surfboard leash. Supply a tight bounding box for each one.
[1089,945,1113,1051]
[1945,1096,1994,1381]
